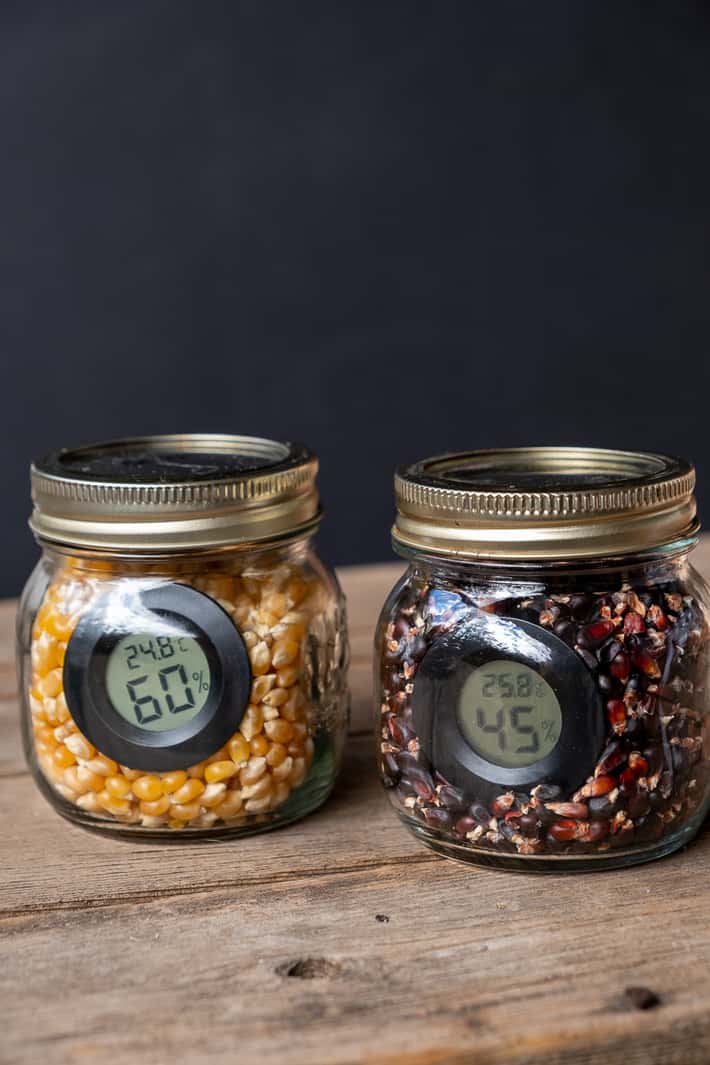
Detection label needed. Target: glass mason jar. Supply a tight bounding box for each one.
[376,448,710,871]
[18,435,349,839]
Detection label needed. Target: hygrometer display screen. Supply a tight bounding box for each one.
[63,583,252,771]
[105,633,212,732]
[458,660,562,768]
[411,612,605,797]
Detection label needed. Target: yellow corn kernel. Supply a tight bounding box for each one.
[42,697,60,725]
[190,810,216,828]
[240,628,258,649]
[187,760,207,779]
[76,791,101,813]
[32,631,60,675]
[55,782,79,803]
[119,765,142,781]
[250,734,269,757]
[200,782,227,807]
[140,795,171,816]
[167,819,187,830]
[170,801,201,821]
[105,774,132,798]
[240,756,266,785]
[35,724,56,747]
[285,579,308,607]
[53,692,71,723]
[172,778,205,804]
[52,744,76,769]
[262,592,288,618]
[44,758,68,784]
[45,609,75,641]
[204,760,238,784]
[276,666,299,689]
[264,719,293,744]
[271,756,293,781]
[271,640,299,669]
[290,722,308,742]
[262,687,289,708]
[240,774,272,801]
[161,770,187,794]
[64,733,96,761]
[228,734,250,765]
[249,641,271,676]
[288,742,306,759]
[29,691,46,718]
[64,765,106,794]
[251,674,276,703]
[132,775,163,801]
[205,745,228,765]
[239,705,263,742]
[214,791,243,818]
[289,757,307,787]
[265,742,287,768]
[96,790,133,816]
[141,814,169,828]
[37,669,63,700]
[86,755,119,777]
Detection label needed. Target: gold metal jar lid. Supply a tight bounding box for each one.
[30,434,321,553]
[393,447,699,562]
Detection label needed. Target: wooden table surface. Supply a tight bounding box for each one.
[3,546,710,1065]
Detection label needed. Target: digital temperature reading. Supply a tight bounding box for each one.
[458,660,562,769]
[105,633,211,732]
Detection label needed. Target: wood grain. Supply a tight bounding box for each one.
[1,546,710,1065]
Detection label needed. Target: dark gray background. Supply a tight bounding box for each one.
[2,2,709,596]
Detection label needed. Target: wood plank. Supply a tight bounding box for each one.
[2,830,710,1065]
[3,545,710,1065]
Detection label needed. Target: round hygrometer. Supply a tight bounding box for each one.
[411,612,605,798]
[63,583,251,771]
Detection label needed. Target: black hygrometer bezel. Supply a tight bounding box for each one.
[63,583,251,771]
[411,613,605,798]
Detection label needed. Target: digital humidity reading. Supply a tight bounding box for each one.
[457,660,562,768]
[105,633,211,732]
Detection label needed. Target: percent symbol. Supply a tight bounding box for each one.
[541,719,557,743]
[192,670,209,692]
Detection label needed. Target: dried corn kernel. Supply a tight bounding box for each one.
[160,770,187,794]
[132,775,163,802]
[204,760,238,784]
[172,778,205,804]
[228,735,250,765]
[105,774,133,799]
[140,795,171,816]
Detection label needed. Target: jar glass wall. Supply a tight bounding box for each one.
[376,549,710,870]
[20,538,348,838]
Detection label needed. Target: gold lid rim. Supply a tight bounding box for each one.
[30,434,321,552]
[393,447,698,561]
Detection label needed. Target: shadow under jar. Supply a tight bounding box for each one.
[376,448,710,871]
[18,435,349,839]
